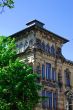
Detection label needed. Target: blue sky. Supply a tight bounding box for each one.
[0,0,73,60]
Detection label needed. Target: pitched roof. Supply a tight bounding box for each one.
[11,20,69,44]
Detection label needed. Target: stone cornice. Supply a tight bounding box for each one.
[10,24,69,44]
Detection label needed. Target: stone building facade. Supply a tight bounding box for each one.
[11,20,73,110]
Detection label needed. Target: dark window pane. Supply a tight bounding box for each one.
[46,63,51,80]
[64,69,71,87]
[41,42,45,51]
[42,64,45,79]
[42,90,47,108]
[53,93,57,110]
[24,40,28,47]
[19,42,23,48]
[16,44,19,48]
[45,44,50,53]
[67,79,70,86]
[51,45,55,56]
[36,38,41,48]
[48,92,52,110]
[52,68,56,81]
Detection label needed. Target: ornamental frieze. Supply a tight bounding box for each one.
[42,80,57,88]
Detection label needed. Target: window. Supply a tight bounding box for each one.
[36,64,41,82]
[52,68,56,81]
[16,44,19,54]
[46,91,49,108]
[46,91,52,110]
[51,45,55,56]
[29,39,33,46]
[56,47,61,56]
[19,42,24,52]
[41,42,45,51]
[69,99,72,110]
[42,91,52,110]
[64,69,71,87]
[46,63,51,80]
[36,38,41,48]
[19,42,23,48]
[24,40,28,47]
[42,90,47,108]
[16,44,19,48]
[48,92,52,110]
[42,64,45,79]
[45,44,50,53]
[36,65,40,74]
[53,93,57,110]
[42,91,57,110]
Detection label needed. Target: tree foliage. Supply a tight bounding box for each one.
[0,0,14,8]
[0,36,41,110]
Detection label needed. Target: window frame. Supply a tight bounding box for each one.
[42,64,45,79]
[46,63,51,80]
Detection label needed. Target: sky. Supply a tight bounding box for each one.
[0,0,73,61]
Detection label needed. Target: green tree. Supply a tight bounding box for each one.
[0,36,41,110]
[0,0,14,8]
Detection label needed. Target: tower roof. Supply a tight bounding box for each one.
[26,19,45,28]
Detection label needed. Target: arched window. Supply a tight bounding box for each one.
[51,45,55,56]
[45,44,50,53]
